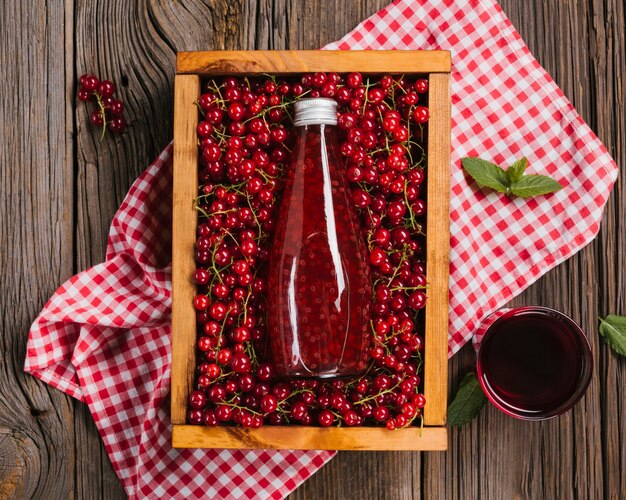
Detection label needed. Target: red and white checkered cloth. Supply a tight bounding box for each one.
[25,0,618,498]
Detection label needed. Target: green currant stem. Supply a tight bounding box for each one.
[353,383,400,405]
[94,93,107,140]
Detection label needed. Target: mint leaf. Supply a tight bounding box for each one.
[599,315,626,357]
[447,372,488,427]
[506,157,527,184]
[463,156,563,199]
[461,157,510,194]
[509,174,563,198]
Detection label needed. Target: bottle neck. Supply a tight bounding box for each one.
[295,123,335,129]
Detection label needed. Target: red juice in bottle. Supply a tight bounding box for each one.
[267,98,372,378]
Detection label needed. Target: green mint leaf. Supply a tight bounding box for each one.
[506,157,528,184]
[509,174,563,198]
[461,157,510,194]
[447,372,488,427]
[599,315,626,357]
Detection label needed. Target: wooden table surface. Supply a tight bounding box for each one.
[1,0,624,498]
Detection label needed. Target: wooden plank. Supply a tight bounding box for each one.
[423,73,450,426]
[0,0,77,498]
[177,50,451,75]
[173,425,447,451]
[171,75,201,425]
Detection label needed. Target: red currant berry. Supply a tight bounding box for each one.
[231,326,251,343]
[77,88,91,101]
[367,87,385,104]
[414,79,429,93]
[312,72,327,87]
[260,394,278,414]
[110,100,124,116]
[318,409,335,427]
[374,374,392,390]
[403,91,419,106]
[369,247,386,266]
[408,169,425,186]
[395,414,408,428]
[82,74,99,92]
[232,259,249,275]
[412,106,429,124]
[188,390,207,409]
[372,227,391,246]
[188,409,203,424]
[321,82,337,97]
[290,402,308,421]
[336,87,352,103]
[194,269,210,285]
[352,189,371,208]
[197,121,214,138]
[109,117,126,133]
[411,199,426,216]
[347,165,364,182]
[338,112,358,130]
[408,290,427,310]
[193,294,209,311]
[228,102,246,121]
[380,74,394,89]
[231,353,252,374]
[256,363,275,382]
[346,72,363,88]
[370,346,385,360]
[216,348,232,365]
[412,393,426,408]
[209,302,228,320]
[343,410,360,426]
[373,406,390,422]
[199,92,217,110]
[98,80,115,97]
[90,110,105,127]
[387,200,407,219]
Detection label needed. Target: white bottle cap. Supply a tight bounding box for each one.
[293,98,338,127]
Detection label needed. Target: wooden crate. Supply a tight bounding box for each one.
[171,50,450,450]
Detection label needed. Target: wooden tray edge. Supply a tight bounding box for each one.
[176,50,451,75]
[172,424,448,451]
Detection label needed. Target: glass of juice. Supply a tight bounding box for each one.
[476,306,593,420]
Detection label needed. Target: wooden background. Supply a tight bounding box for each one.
[0,0,623,498]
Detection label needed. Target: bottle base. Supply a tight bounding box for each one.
[278,369,367,380]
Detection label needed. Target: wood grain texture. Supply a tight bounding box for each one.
[0,1,76,498]
[423,73,451,427]
[2,0,624,498]
[171,74,200,426]
[177,50,451,74]
[173,425,447,451]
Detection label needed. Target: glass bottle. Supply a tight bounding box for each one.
[267,98,372,378]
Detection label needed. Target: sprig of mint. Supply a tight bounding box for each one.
[447,372,488,427]
[461,157,563,198]
[599,315,626,357]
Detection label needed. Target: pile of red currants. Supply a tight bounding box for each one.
[190,72,429,429]
[77,74,126,135]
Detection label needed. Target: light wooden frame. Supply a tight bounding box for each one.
[172,50,450,450]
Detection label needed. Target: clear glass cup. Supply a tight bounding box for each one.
[476,306,593,420]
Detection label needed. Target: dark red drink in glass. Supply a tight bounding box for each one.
[477,306,593,420]
[267,98,371,378]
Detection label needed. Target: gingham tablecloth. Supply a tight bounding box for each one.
[25,0,618,498]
